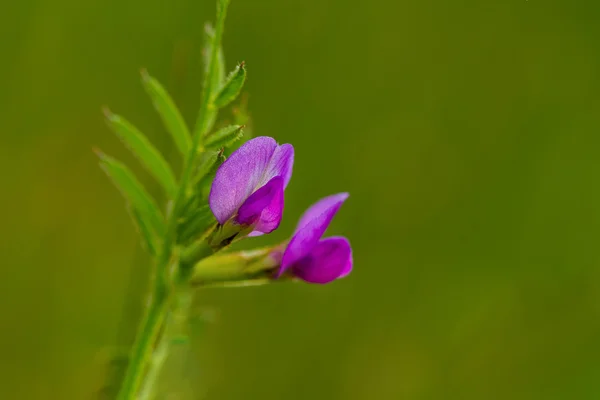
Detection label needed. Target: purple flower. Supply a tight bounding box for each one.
[277,193,352,284]
[209,136,294,236]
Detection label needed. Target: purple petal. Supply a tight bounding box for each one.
[295,193,349,234]
[209,137,277,224]
[278,193,349,276]
[339,248,353,278]
[263,144,294,188]
[236,176,284,235]
[292,236,352,284]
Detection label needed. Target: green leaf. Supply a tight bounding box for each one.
[128,205,159,255]
[103,108,178,198]
[178,205,217,245]
[203,23,226,94]
[193,0,230,139]
[199,24,226,137]
[211,62,246,109]
[205,125,244,150]
[96,150,166,241]
[192,150,221,188]
[140,69,192,156]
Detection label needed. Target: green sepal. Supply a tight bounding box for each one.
[140,69,192,156]
[211,62,246,109]
[96,150,166,241]
[189,247,281,287]
[205,125,244,150]
[103,108,178,198]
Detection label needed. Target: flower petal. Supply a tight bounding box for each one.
[263,143,294,188]
[236,176,284,235]
[292,236,352,284]
[209,137,277,224]
[295,192,349,233]
[339,248,353,278]
[278,193,349,275]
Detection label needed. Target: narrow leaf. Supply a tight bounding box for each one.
[203,23,226,94]
[141,69,192,156]
[193,0,230,139]
[198,150,226,200]
[178,205,217,245]
[128,205,159,255]
[211,62,246,109]
[205,125,244,150]
[193,150,221,188]
[199,23,226,136]
[103,108,177,198]
[96,150,166,240]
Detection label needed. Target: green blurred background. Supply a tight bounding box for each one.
[2,0,600,398]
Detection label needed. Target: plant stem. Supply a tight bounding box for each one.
[138,288,190,400]
[116,3,231,397]
[116,289,169,400]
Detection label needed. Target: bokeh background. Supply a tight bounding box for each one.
[2,0,600,398]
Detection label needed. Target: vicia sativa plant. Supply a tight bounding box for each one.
[97,1,352,398]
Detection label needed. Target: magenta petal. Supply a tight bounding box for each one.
[263,144,294,188]
[278,193,349,276]
[295,193,349,234]
[292,237,352,284]
[339,248,353,278]
[209,137,277,224]
[236,176,284,234]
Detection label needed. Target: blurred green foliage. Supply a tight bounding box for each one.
[2,0,600,398]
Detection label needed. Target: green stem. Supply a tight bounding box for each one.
[116,290,170,400]
[138,289,190,400]
[117,3,231,398]
[138,334,170,400]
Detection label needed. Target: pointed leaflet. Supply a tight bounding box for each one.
[197,150,226,201]
[200,23,225,136]
[96,151,166,241]
[192,150,221,190]
[211,62,246,108]
[203,23,226,95]
[194,0,230,139]
[104,109,177,198]
[178,205,216,245]
[141,69,192,156]
[205,125,244,150]
[128,205,159,255]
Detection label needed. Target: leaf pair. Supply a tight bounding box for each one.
[98,2,247,256]
[96,151,165,255]
[99,69,195,254]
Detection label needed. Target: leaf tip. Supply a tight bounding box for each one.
[140,68,150,82]
[204,22,215,35]
[102,106,114,120]
[92,146,107,160]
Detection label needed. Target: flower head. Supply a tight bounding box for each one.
[209,136,294,236]
[277,193,352,284]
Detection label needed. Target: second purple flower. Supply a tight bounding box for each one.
[209,136,294,236]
